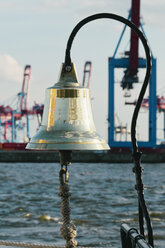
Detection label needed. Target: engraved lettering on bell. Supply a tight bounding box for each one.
[68,98,78,122]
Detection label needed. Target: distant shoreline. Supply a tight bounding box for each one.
[0,147,165,163]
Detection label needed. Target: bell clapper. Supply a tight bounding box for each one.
[59,151,77,248]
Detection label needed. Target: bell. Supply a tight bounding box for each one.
[26,63,110,150]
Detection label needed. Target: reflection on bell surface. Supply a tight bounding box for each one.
[26,63,110,150]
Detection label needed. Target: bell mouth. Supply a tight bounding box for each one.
[26,130,110,151]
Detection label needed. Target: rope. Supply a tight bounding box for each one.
[0,240,60,248]
[0,242,106,248]
[59,167,77,248]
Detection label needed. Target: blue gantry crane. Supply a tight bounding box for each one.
[108,0,157,148]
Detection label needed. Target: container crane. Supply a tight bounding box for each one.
[0,65,31,117]
[0,65,44,143]
[0,65,31,142]
[108,0,157,148]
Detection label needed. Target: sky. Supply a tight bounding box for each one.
[0,0,165,143]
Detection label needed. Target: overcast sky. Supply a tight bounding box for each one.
[0,0,165,142]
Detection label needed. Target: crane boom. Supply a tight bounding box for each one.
[130,0,140,76]
[82,61,92,88]
[121,0,140,90]
[20,65,31,113]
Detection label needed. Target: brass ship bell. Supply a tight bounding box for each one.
[26,63,110,150]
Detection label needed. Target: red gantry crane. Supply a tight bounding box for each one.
[0,65,44,143]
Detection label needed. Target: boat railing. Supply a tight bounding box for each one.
[121,224,153,248]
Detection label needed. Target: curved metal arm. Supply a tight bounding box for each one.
[64,13,151,153]
[64,13,154,247]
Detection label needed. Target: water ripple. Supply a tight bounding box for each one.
[0,162,164,247]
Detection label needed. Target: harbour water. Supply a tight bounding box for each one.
[0,162,165,247]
